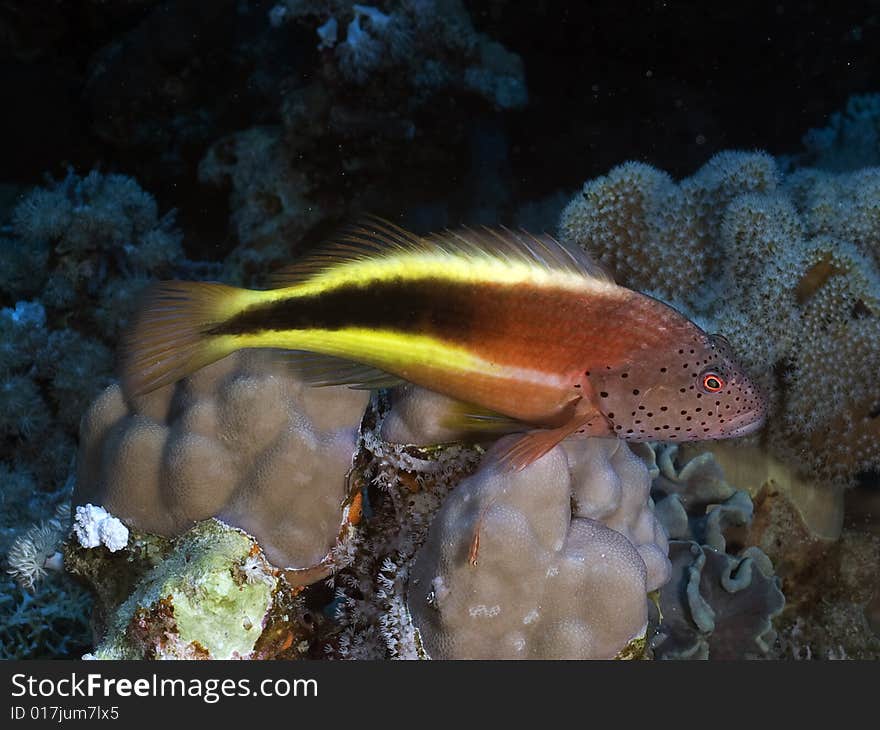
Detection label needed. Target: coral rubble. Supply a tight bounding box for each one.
[66,518,313,660]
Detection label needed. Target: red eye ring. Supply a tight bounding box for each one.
[702,372,724,393]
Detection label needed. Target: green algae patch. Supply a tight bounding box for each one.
[93,519,277,660]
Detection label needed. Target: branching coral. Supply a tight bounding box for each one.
[559,150,880,487]
[75,349,369,581]
[0,170,194,486]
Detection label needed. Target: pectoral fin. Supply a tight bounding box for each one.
[494,408,613,472]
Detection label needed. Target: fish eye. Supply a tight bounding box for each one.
[701,371,724,393]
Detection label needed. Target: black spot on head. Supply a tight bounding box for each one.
[574,384,581,388]
[621,372,628,378]
[632,389,640,395]
[607,412,615,419]
[660,406,668,411]
[600,391,609,398]
[660,367,667,373]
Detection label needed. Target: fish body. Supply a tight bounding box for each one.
[122,220,766,469]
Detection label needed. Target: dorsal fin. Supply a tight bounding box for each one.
[431,225,614,283]
[268,215,614,288]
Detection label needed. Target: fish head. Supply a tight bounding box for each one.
[588,331,767,442]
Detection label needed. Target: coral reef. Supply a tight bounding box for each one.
[66,518,314,660]
[0,168,209,659]
[559,150,880,488]
[0,170,193,485]
[793,93,880,172]
[271,1,527,109]
[772,530,880,660]
[408,437,668,659]
[327,388,667,659]
[1,478,91,660]
[196,0,528,282]
[648,444,784,659]
[655,541,783,660]
[75,349,369,582]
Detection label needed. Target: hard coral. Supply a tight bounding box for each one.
[559,151,880,487]
[408,437,669,659]
[75,350,369,582]
[329,387,669,659]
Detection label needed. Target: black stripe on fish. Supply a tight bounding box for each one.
[209,278,482,340]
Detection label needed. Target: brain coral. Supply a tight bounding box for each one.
[559,151,880,487]
[74,350,369,583]
[407,435,670,659]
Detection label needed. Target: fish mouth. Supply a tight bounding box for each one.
[725,415,765,439]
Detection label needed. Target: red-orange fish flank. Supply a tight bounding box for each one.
[121,218,767,469]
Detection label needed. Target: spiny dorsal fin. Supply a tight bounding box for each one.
[268,215,614,288]
[431,226,614,284]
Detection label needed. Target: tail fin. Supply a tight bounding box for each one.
[120,280,246,397]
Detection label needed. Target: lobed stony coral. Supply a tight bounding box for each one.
[328,387,668,660]
[559,151,880,487]
[408,436,669,659]
[75,349,369,583]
